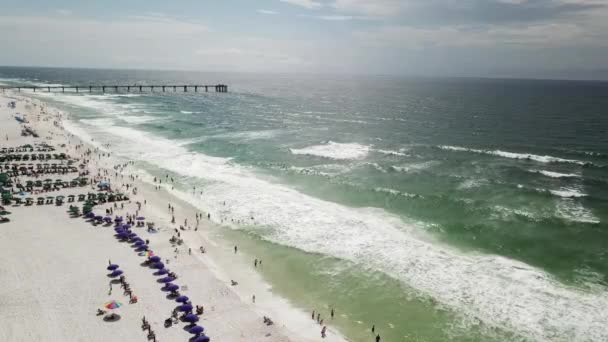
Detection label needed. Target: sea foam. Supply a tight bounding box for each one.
[63,120,608,342]
[290,141,371,160]
[439,145,590,166]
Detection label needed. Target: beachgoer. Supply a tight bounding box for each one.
[317,313,320,323]
[376,334,381,342]
[331,308,334,319]
[321,325,327,338]
[254,259,258,267]
[234,245,237,254]
[312,310,315,320]
[371,325,375,333]
[252,294,256,303]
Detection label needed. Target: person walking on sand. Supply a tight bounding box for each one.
[321,325,327,338]
[312,310,315,320]
[252,294,256,303]
[188,248,191,255]
[371,325,375,333]
[376,334,381,342]
[254,259,258,268]
[331,308,334,319]
[234,245,238,254]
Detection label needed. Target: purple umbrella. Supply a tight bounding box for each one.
[178,304,193,312]
[149,256,161,263]
[153,262,165,269]
[135,245,149,252]
[86,212,95,218]
[114,217,123,222]
[133,240,145,246]
[183,313,199,323]
[154,269,168,276]
[95,215,103,221]
[159,276,175,283]
[136,216,145,221]
[107,264,119,271]
[121,224,131,229]
[188,325,204,335]
[104,216,112,222]
[127,232,137,238]
[192,336,210,342]
[114,227,124,232]
[109,269,123,277]
[175,295,189,303]
[164,284,179,292]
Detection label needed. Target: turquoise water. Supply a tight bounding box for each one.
[2,67,608,341]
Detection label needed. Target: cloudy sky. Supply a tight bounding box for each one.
[0,0,607,79]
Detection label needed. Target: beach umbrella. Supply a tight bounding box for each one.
[114,217,123,222]
[163,283,179,292]
[183,313,199,323]
[98,181,110,187]
[178,304,193,312]
[138,250,154,257]
[159,276,175,283]
[104,300,123,310]
[136,216,145,221]
[133,240,145,246]
[153,262,164,269]
[188,325,204,335]
[86,212,95,218]
[95,215,103,221]
[128,233,137,238]
[149,256,161,263]
[192,336,210,342]
[109,270,123,277]
[104,216,113,222]
[107,264,119,271]
[154,269,168,276]
[135,245,149,252]
[175,296,189,303]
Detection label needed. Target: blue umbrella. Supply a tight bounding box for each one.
[135,245,149,252]
[107,264,119,271]
[121,224,130,229]
[154,269,168,276]
[183,313,199,323]
[114,217,123,222]
[95,215,103,221]
[159,276,175,283]
[114,227,124,232]
[136,216,145,221]
[109,269,123,277]
[188,325,204,335]
[164,284,179,292]
[98,181,110,187]
[192,336,210,342]
[175,296,189,303]
[133,240,145,246]
[127,233,137,238]
[178,304,193,312]
[153,262,164,269]
[149,256,161,263]
[86,212,95,218]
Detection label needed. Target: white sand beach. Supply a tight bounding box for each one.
[0,91,348,342]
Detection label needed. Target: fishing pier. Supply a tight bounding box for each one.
[0,84,228,93]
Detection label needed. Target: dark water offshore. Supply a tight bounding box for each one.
[1,66,608,341]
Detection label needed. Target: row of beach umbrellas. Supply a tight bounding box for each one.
[98,214,210,341]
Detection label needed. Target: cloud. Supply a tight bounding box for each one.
[257,9,279,15]
[331,0,605,24]
[310,15,367,20]
[279,0,323,10]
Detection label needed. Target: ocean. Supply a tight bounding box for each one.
[1,66,607,341]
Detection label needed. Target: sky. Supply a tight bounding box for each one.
[0,0,607,79]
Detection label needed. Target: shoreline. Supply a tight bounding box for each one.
[0,91,348,342]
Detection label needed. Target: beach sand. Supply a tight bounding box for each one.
[0,92,347,342]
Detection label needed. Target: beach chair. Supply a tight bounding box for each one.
[77,194,86,201]
[45,196,54,205]
[37,197,45,205]
[56,196,65,206]
[25,197,33,206]
[67,194,75,203]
